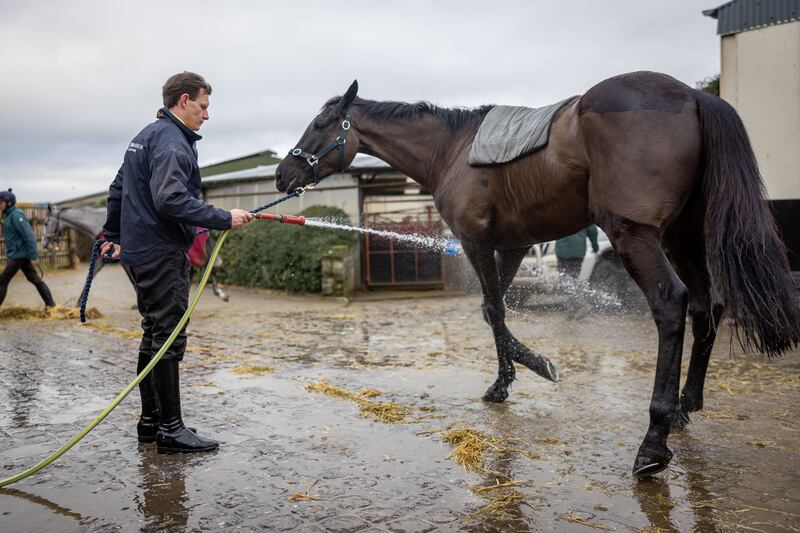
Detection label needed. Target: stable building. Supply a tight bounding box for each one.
[704,0,800,278]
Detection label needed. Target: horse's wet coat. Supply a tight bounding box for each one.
[276,71,800,475]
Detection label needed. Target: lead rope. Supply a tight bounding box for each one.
[79,240,120,322]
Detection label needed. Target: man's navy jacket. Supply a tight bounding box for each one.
[103,108,231,265]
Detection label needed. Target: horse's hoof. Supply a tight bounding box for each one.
[544,359,559,382]
[632,445,673,478]
[482,385,508,403]
[516,350,559,382]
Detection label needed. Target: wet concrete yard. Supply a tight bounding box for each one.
[1,266,799,532]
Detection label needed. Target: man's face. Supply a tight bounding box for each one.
[0,200,6,213]
[178,89,209,131]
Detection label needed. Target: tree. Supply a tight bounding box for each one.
[696,75,720,96]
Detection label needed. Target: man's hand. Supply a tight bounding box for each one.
[230,209,254,229]
[100,241,121,260]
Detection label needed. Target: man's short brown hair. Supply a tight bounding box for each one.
[162,72,212,108]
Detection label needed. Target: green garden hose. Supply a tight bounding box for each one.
[0,229,230,488]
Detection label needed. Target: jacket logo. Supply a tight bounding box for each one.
[127,142,144,154]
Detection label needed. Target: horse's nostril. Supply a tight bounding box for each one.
[275,168,282,181]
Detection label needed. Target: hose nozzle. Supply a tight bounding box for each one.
[254,213,306,226]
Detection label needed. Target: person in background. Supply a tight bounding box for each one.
[101,72,253,454]
[0,189,56,308]
[555,224,599,317]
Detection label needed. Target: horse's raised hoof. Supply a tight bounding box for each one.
[513,345,559,382]
[632,445,673,478]
[482,383,509,403]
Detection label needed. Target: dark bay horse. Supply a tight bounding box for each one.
[275,72,800,476]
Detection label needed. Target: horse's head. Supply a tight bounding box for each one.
[42,204,62,250]
[275,80,360,193]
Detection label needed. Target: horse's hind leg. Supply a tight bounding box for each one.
[462,241,557,403]
[664,216,724,428]
[602,216,688,477]
[211,272,229,302]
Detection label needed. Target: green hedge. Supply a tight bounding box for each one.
[216,205,356,293]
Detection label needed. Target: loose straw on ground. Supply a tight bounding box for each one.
[0,305,102,321]
[305,380,408,423]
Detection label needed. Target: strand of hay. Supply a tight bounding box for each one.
[475,489,526,516]
[0,305,102,321]
[472,479,527,493]
[231,365,275,376]
[83,322,140,339]
[442,428,496,471]
[441,428,541,472]
[305,380,408,423]
[287,480,320,502]
[560,510,617,530]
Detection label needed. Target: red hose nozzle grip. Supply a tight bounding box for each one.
[280,215,305,226]
[255,213,305,226]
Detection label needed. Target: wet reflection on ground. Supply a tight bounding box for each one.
[1,267,798,531]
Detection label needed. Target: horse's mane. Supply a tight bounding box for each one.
[326,97,494,132]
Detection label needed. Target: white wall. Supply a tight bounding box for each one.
[720,21,800,200]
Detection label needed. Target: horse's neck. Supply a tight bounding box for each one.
[353,111,472,191]
[59,209,105,237]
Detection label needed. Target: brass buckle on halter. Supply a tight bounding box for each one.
[295,182,317,196]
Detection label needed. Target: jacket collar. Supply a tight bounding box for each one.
[157,107,203,142]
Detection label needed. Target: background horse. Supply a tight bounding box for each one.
[43,205,229,302]
[275,72,800,477]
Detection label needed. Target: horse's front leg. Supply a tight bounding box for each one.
[462,242,557,403]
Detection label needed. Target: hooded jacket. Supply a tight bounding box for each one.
[2,205,39,260]
[103,108,231,265]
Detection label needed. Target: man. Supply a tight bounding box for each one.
[555,225,599,318]
[0,189,56,308]
[101,72,253,453]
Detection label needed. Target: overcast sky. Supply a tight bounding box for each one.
[0,0,721,203]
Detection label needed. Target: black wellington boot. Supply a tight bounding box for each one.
[152,359,218,454]
[136,346,160,443]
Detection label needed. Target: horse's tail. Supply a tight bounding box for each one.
[695,90,800,357]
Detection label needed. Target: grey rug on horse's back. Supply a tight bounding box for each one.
[468,95,578,166]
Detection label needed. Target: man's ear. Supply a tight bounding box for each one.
[341,80,358,108]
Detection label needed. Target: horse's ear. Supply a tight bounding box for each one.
[342,80,358,108]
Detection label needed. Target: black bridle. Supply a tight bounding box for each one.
[288,104,353,190]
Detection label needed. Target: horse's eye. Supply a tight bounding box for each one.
[313,121,325,130]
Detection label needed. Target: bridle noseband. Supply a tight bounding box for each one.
[288,104,353,193]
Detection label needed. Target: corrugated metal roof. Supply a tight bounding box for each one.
[704,0,800,35]
[201,154,392,184]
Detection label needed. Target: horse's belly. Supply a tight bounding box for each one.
[492,205,589,248]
